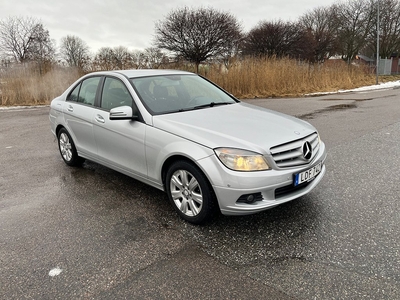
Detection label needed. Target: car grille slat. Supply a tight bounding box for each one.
[271,140,304,153]
[272,149,303,162]
[270,132,319,168]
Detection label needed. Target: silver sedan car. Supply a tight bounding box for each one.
[49,70,327,224]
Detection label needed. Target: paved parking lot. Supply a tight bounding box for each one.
[1,87,400,299]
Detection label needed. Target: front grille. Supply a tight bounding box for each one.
[270,132,319,168]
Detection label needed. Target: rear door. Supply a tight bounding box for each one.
[63,76,101,159]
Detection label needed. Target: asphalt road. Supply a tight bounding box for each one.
[1,87,400,299]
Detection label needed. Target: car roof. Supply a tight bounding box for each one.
[92,69,195,79]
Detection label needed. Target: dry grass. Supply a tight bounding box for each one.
[0,66,80,106]
[0,57,384,106]
[201,57,376,98]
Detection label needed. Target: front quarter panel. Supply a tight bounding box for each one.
[145,125,214,184]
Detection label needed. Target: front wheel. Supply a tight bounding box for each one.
[57,128,84,167]
[165,161,218,224]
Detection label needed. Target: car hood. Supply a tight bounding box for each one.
[152,102,316,154]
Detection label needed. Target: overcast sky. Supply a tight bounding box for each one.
[0,0,338,53]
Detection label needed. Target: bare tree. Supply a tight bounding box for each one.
[0,16,54,65]
[154,6,242,72]
[242,20,303,58]
[144,47,168,68]
[370,0,400,59]
[333,0,375,63]
[131,50,148,69]
[60,35,91,70]
[93,47,114,70]
[299,6,338,63]
[113,46,132,69]
[29,23,55,74]
[93,46,138,70]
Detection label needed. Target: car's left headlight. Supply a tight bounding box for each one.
[214,148,270,171]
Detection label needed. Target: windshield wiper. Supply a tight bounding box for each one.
[175,102,233,112]
[193,102,232,110]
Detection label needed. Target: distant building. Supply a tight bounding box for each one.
[356,54,400,75]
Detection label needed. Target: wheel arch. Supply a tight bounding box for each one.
[161,155,194,188]
[55,124,65,137]
[56,126,85,167]
[162,155,221,223]
[161,155,216,198]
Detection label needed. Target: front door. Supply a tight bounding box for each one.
[92,76,147,178]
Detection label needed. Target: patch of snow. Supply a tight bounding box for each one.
[0,105,49,111]
[48,267,63,277]
[307,80,400,96]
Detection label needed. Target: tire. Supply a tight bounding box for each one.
[57,128,85,167]
[165,160,218,224]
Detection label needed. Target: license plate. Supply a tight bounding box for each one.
[294,162,322,186]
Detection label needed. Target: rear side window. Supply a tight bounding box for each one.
[67,77,101,105]
[68,84,81,102]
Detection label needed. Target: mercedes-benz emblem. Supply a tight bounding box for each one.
[302,141,312,160]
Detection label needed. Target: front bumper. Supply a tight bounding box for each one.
[200,142,327,216]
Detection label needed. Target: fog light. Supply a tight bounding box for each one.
[237,192,263,204]
[246,195,254,203]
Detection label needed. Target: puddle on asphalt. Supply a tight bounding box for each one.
[322,98,373,101]
[299,103,357,119]
[327,104,357,109]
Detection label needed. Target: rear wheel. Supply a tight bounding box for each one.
[166,160,217,224]
[57,128,84,167]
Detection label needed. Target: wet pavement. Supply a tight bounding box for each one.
[1,87,399,299]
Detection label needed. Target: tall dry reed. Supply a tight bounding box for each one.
[0,57,377,106]
[202,57,375,98]
[0,66,80,106]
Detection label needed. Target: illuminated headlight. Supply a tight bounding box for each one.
[214,148,270,171]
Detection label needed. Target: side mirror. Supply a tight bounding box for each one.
[109,106,135,120]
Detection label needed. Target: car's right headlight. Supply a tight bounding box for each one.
[214,148,270,171]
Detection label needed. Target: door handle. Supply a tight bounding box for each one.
[95,114,105,123]
[67,105,73,112]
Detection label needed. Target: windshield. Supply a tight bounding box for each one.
[129,74,237,114]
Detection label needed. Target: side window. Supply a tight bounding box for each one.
[101,77,133,110]
[67,84,81,102]
[66,77,100,105]
[80,77,101,105]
